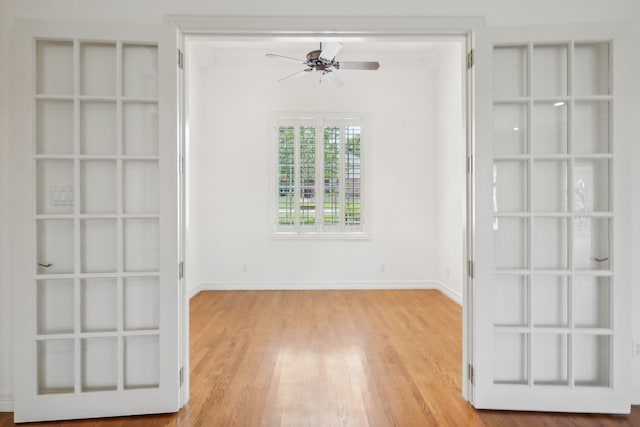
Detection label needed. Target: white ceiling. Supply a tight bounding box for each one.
[187,38,462,70]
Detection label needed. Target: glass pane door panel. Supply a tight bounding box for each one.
[532,45,568,97]
[574,43,610,96]
[574,335,610,387]
[573,218,610,270]
[574,101,610,154]
[493,46,527,98]
[80,160,117,214]
[532,102,568,154]
[80,43,116,97]
[123,103,159,156]
[81,219,117,273]
[23,32,173,422]
[37,339,75,394]
[81,278,117,332]
[124,277,159,330]
[36,100,74,155]
[493,103,528,155]
[494,217,528,269]
[493,161,528,212]
[36,41,74,95]
[124,336,159,389]
[533,218,569,270]
[80,101,117,155]
[574,276,610,328]
[37,160,74,215]
[533,333,568,385]
[124,219,159,272]
[37,279,74,335]
[493,275,528,327]
[486,33,621,411]
[532,161,568,212]
[124,161,159,213]
[123,45,158,98]
[81,337,117,392]
[494,333,528,385]
[532,275,568,327]
[37,220,74,274]
[573,160,610,212]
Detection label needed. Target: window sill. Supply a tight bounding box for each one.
[271,231,370,241]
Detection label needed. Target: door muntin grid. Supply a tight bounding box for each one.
[491,42,613,388]
[34,39,161,395]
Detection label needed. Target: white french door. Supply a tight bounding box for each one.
[472,24,632,413]
[12,22,180,422]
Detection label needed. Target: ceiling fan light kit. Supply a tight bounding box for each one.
[266,42,380,86]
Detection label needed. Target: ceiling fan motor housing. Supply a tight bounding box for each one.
[306,50,334,71]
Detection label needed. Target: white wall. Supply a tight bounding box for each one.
[1,0,639,410]
[186,42,442,292]
[434,42,466,303]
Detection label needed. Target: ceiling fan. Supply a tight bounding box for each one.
[266,42,380,86]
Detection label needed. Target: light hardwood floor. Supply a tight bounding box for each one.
[1,290,638,426]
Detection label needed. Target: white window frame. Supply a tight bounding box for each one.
[271,112,370,239]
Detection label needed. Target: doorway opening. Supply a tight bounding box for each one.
[175,19,477,408]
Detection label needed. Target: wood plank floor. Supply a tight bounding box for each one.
[1,290,638,426]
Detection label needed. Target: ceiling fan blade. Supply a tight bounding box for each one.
[278,69,310,82]
[319,42,343,61]
[337,61,380,70]
[266,53,306,64]
[321,71,344,87]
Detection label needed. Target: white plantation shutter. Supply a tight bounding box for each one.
[274,114,365,237]
[344,125,362,226]
[299,125,317,228]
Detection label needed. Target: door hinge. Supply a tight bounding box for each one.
[179,261,184,279]
[179,366,184,386]
[179,156,185,174]
[467,260,474,279]
[468,364,475,385]
[178,49,184,69]
[467,50,474,69]
[466,155,473,174]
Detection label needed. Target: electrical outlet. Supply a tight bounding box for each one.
[242,263,248,272]
[634,341,640,359]
[380,263,386,272]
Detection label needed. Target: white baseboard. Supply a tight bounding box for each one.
[435,281,463,305]
[189,280,463,305]
[0,391,13,412]
[188,283,203,299]
[194,280,439,293]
